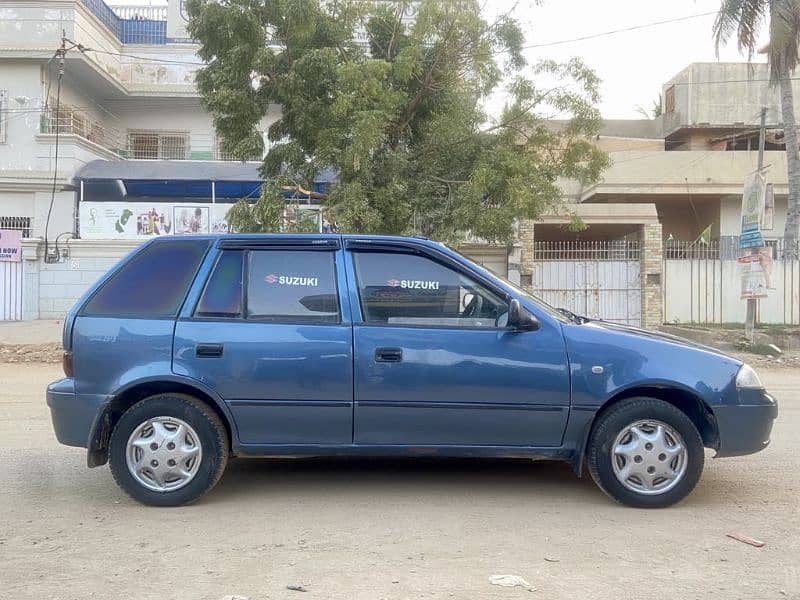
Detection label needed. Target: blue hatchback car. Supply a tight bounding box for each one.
[47,234,777,507]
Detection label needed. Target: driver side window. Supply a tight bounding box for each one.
[353,251,507,328]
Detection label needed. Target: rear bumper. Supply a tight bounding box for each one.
[714,391,778,457]
[47,378,103,448]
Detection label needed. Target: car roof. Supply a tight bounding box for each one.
[152,233,440,248]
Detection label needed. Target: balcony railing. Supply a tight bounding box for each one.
[41,106,125,157]
[80,0,169,44]
[109,5,168,20]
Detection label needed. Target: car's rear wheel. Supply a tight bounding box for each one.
[109,393,229,506]
[587,397,704,508]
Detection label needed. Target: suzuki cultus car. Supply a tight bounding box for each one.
[47,235,777,507]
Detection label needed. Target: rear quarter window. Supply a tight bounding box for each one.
[246,250,340,323]
[82,239,210,318]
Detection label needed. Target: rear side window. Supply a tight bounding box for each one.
[82,239,209,318]
[246,250,339,322]
[195,251,243,318]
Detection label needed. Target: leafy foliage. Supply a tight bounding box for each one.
[187,0,609,243]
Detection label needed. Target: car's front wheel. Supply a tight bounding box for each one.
[587,397,704,508]
[109,393,229,506]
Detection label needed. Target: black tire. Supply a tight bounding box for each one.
[587,397,704,508]
[109,393,229,507]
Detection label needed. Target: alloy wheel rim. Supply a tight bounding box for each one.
[125,417,202,492]
[611,419,688,496]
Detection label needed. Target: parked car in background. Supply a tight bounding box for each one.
[47,234,777,507]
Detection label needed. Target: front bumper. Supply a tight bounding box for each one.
[46,378,100,448]
[714,390,778,457]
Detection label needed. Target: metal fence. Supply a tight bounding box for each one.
[532,240,642,326]
[109,5,167,20]
[80,0,168,44]
[127,131,190,160]
[0,217,32,238]
[41,106,124,155]
[665,238,800,261]
[663,238,800,325]
[533,240,641,261]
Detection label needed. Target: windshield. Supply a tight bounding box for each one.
[444,244,572,324]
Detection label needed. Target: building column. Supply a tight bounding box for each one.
[516,218,535,291]
[640,223,663,329]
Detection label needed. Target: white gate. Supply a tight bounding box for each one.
[0,260,23,320]
[532,241,642,326]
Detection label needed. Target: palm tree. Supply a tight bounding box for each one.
[713,0,800,255]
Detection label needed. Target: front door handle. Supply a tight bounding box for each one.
[196,343,224,358]
[374,347,403,363]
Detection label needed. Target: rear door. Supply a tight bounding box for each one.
[346,242,571,447]
[173,238,354,446]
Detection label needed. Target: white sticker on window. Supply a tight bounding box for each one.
[387,278,441,290]
[264,274,319,287]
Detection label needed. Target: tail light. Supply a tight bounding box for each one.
[62,351,74,378]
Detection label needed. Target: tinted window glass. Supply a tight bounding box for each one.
[246,251,339,322]
[195,251,243,317]
[353,252,507,328]
[83,239,209,317]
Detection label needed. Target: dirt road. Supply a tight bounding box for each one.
[0,363,798,600]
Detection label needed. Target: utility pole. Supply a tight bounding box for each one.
[745,106,768,343]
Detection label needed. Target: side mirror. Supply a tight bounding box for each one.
[507,299,540,332]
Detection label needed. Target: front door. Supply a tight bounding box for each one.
[174,243,353,446]
[347,246,571,447]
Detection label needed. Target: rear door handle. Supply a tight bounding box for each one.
[196,343,224,358]
[374,347,403,363]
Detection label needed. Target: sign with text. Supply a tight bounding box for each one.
[0,229,22,262]
[739,172,767,249]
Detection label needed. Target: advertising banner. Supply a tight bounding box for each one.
[0,229,22,262]
[738,249,774,299]
[739,172,767,250]
[80,202,233,239]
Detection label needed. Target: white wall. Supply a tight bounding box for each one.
[664,259,800,325]
[0,61,45,171]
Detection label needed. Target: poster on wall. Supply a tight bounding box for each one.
[173,206,210,235]
[80,202,231,239]
[0,229,22,262]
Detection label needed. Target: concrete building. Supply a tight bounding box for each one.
[581,62,800,248]
[456,63,800,328]
[0,0,281,320]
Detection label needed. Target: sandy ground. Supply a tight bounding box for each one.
[0,363,798,600]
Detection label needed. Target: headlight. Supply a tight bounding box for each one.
[736,363,764,389]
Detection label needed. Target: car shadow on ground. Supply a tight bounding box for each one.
[206,456,604,505]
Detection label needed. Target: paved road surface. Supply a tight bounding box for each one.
[1,364,797,600]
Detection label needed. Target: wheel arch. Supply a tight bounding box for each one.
[87,376,237,468]
[573,385,719,476]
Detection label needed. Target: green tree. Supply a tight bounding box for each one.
[187,0,609,243]
[714,0,800,255]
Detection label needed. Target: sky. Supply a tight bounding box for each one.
[112,0,768,118]
[483,0,769,118]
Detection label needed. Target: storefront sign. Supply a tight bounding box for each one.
[79,202,232,239]
[0,229,22,262]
